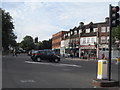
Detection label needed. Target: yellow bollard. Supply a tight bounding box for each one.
[97,60,108,80]
[116,57,120,64]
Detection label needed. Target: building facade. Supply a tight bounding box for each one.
[52,17,120,59]
[52,31,67,55]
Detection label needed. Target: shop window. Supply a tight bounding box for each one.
[83,38,86,44]
[91,38,95,43]
[87,38,90,43]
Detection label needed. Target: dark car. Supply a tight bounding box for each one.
[31,50,60,63]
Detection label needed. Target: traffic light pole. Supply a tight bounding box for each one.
[108,4,112,81]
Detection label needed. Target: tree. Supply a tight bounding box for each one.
[42,39,52,49]
[112,24,120,44]
[20,35,35,52]
[2,8,17,52]
[37,39,52,50]
[38,41,43,50]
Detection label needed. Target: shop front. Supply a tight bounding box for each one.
[80,46,97,59]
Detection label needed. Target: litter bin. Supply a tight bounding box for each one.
[97,60,108,80]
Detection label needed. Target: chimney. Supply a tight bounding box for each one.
[79,22,84,27]
[105,17,109,23]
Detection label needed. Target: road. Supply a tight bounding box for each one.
[2,53,119,88]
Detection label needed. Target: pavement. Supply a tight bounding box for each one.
[64,57,97,61]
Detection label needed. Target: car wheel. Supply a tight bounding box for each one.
[54,58,59,63]
[36,57,41,62]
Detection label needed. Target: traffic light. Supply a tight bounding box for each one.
[35,37,38,43]
[110,5,119,27]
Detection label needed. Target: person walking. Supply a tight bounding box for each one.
[13,48,17,56]
[102,53,105,59]
[81,52,84,59]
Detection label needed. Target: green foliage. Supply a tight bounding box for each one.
[40,39,52,50]
[2,8,17,51]
[20,35,35,51]
[112,24,120,44]
[20,35,52,51]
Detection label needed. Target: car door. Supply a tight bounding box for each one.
[39,51,46,60]
[47,51,55,60]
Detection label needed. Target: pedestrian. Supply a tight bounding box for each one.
[81,52,84,59]
[102,53,105,59]
[13,49,17,56]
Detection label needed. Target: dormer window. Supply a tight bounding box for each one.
[79,29,82,34]
[86,29,90,33]
[74,30,77,35]
[93,28,98,32]
[68,33,70,36]
[71,31,73,35]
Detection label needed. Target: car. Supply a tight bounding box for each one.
[31,50,60,63]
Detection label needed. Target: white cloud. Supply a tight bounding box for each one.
[2,1,119,43]
[2,0,120,2]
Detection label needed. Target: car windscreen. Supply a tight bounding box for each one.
[34,51,39,53]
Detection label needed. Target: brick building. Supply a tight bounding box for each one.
[52,31,67,55]
[52,17,120,59]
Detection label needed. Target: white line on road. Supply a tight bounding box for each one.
[20,80,35,83]
[25,61,82,68]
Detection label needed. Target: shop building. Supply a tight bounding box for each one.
[52,31,67,55]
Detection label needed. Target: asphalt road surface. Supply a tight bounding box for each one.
[2,53,119,88]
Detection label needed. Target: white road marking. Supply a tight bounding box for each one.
[62,69,70,71]
[25,61,81,68]
[20,80,35,83]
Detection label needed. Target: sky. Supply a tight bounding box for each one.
[1,0,120,43]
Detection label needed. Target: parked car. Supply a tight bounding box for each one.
[31,50,60,63]
[28,50,35,56]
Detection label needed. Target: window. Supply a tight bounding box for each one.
[83,38,86,44]
[93,28,98,32]
[101,27,106,32]
[63,35,65,39]
[91,38,95,43]
[107,26,109,32]
[68,33,70,36]
[101,36,106,43]
[79,29,82,34]
[65,34,67,36]
[87,38,90,43]
[74,30,77,35]
[86,29,90,33]
[107,36,109,43]
[71,31,73,35]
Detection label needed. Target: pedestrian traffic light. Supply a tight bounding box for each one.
[110,6,119,27]
[35,37,38,43]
